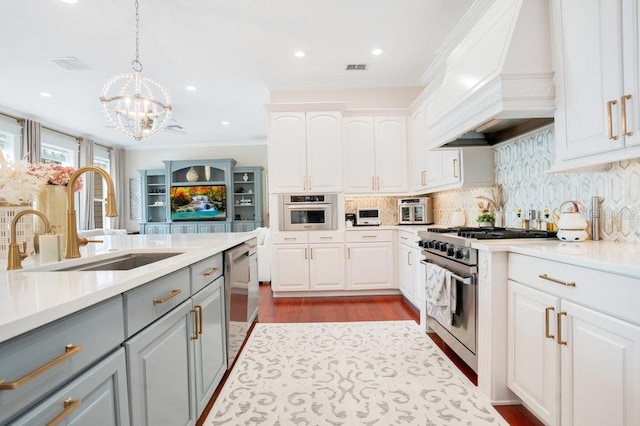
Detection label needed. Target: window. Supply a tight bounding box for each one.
[0,116,21,162]
[40,129,78,167]
[93,145,111,229]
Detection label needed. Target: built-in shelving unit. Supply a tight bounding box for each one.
[138,160,263,234]
[231,167,264,232]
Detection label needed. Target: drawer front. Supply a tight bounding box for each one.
[123,268,190,338]
[509,253,640,325]
[9,348,130,426]
[0,297,124,424]
[191,253,223,294]
[397,230,420,246]
[346,230,393,243]
[272,231,309,244]
[308,231,344,244]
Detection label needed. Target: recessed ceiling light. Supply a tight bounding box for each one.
[40,92,52,97]
[221,121,230,126]
[294,51,306,58]
[186,86,197,91]
[371,48,383,56]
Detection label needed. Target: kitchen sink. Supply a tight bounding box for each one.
[55,252,183,271]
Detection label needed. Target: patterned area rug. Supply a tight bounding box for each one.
[204,321,507,425]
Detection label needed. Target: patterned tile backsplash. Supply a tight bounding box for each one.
[432,123,640,244]
[345,196,399,225]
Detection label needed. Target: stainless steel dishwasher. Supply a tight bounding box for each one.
[224,237,258,368]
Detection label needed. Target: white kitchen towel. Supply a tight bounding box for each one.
[425,262,455,330]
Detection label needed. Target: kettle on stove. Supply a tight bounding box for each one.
[557,200,588,242]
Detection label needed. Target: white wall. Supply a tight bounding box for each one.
[125,144,268,231]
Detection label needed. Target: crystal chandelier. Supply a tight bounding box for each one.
[100,0,172,141]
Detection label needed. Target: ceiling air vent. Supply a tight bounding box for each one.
[345,64,367,71]
[48,57,92,71]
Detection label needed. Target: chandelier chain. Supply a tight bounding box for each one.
[133,0,142,72]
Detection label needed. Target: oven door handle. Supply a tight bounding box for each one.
[286,205,329,210]
[420,260,473,285]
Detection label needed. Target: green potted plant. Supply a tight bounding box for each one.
[476,212,495,227]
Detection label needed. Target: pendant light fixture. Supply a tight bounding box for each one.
[100,0,172,141]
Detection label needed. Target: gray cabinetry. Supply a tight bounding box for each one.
[10,348,130,426]
[192,276,227,414]
[0,297,124,424]
[139,159,263,234]
[125,298,197,426]
[139,169,168,224]
[231,166,264,231]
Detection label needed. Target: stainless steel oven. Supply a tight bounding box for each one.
[421,251,478,372]
[418,226,557,373]
[279,194,337,231]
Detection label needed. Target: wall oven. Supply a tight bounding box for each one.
[279,194,337,231]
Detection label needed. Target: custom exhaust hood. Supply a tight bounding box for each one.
[425,0,555,149]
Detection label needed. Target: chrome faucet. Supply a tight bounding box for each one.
[65,166,118,259]
[7,209,52,270]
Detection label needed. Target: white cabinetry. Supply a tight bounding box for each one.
[346,230,394,290]
[508,253,640,425]
[268,110,342,193]
[343,115,408,194]
[552,0,640,170]
[397,230,422,308]
[410,101,429,193]
[271,231,345,293]
[424,147,494,192]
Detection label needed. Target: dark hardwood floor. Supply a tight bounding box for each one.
[198,283,543,426]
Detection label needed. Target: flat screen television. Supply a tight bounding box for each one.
[170,185,226,221]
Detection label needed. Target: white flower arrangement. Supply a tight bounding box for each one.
[0,152,48,205]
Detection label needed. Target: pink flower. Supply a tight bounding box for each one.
[28,163,83,192]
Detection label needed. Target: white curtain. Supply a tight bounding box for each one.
[110,148,126,229]
[78,138,94,230]
[21,119,41,163]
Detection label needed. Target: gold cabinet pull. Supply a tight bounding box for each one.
[203,267,219,276]
[607,99,619,140]
[622,94,633,136]
[307,175,312,190]
[453,158,458,178]
[371,176,375,191]
[283,237,297,241]
[376,176,380,190]
[47,398,82,426]
[304,248,308,260]
[153,289,181,305]
[319,236,333,240]
[362,235,377,239]
[421,170,426,186]
[347,247,351,259]
[0,344,82,390]
[310,248,314,260]
[545,307,555,339]
[407,252,412,265]
[538,274,576,287]
[557,311,567,345]
[190,308,199,340]
[195,305,203,335]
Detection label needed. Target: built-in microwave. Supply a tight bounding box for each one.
[356,208,381,226]
[398,197,434,225]
[279,194,337,231]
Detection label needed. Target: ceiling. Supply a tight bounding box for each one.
[0,0,474,149]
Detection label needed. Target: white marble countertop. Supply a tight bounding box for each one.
[0,233,256,343]
[473,239,640,279]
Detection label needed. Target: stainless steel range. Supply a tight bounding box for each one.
[418,227,556,373]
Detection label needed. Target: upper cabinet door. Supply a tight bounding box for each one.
[554,0,625,160]
[306,111,343,192]
[268,112,306,193]
[343,116,377,193]
[410,103,428,193]
[374,116,408,193]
